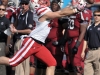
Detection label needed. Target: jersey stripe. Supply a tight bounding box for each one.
[37,8,47,16]
[36,7,51,17]
[9,38,34,66]
[36,7,45,13]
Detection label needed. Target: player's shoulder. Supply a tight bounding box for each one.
[83,9,92,14]
[34,6,51,17]
[36,6,51,12]
[76,9,92,18]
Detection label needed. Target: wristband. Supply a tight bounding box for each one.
[75,41,81,48]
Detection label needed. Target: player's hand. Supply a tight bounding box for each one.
[81,51,85,60]
[72,46,78,54]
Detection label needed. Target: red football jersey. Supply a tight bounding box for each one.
[5,6,17,23]
[67,9,92,38]
[47,18,63,39]
[5,7,16,19]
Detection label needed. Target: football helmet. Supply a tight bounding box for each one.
[29,0,50,10]
[8,1,16,7]
[72,0,87,11]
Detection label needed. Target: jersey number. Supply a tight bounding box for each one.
[68,19,74,29]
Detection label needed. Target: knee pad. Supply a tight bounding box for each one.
[74,66,83,74]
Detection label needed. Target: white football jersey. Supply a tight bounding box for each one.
[29,7,51,43]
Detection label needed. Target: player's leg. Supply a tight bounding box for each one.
[0,56,10,65]
[30,55,36,75]
[67,38,84,75]
[34,45,57,75]
[0,38,34,66]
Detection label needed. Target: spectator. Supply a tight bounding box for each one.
[11,0,34,75]
[86,0,100,21]
[1,0,8,7]
[1,0,17,75]
[81,9,100,75]
[0,4,11,75]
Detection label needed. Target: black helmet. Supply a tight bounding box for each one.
[20,0,29,4]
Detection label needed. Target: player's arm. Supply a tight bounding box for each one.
[40,0,86,21]
[45,7,77,19]
[81,27,89,59]
[81,40,87,60]
[39,7,78,22]
[74,8,92,49]
[76,21,88,47]
[72,20,90,54]
[45,0,87,19]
